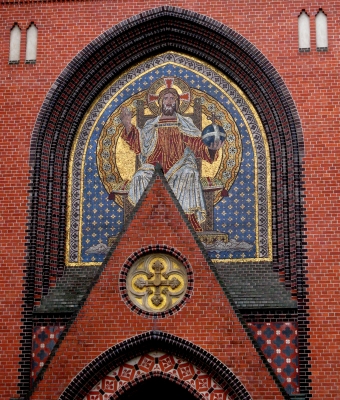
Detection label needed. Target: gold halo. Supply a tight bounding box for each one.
[146,77,192,115]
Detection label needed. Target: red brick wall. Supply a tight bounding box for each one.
[1,1,339,398]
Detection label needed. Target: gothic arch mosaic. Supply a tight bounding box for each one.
[27,6,304,304]
[66,52,271,266]
[58,332,253,400]
[22,6,307,398]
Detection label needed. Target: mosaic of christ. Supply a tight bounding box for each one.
[66,53,271,265]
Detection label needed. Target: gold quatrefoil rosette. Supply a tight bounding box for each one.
[125,254,189,314]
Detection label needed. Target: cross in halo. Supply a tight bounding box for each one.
[148,77,190,105]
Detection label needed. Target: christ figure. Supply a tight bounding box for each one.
[120,88,222,231]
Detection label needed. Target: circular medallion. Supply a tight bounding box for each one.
[121,252,191,317]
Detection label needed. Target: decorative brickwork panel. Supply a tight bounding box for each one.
[248,323,299,395]
[31,325,65,383]
[84,352,235,400]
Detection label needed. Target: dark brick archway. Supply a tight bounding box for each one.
[20,6,308,398]
[58,331,253,400]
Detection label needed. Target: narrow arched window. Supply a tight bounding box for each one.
[298,10,310,52]
[9,23,21,64]
[26,23,38,63]
[316,9,328,51]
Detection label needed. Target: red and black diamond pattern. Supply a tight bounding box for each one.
[31,325,65,383]
[248,322,299,395]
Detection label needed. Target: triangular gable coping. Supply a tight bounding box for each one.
[28,164,289,399]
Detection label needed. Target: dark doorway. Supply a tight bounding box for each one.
[117,376,198,399]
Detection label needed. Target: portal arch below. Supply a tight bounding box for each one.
[116,376,201,400]
[59,331,253,400]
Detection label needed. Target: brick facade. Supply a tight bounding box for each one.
[0,1,339,399]
[30,172,286,399]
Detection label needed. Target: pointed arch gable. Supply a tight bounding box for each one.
[21,6,307,398]
[28,5,303,301]
[58,331,253,400]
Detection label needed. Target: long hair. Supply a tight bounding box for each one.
[158,88,180,114]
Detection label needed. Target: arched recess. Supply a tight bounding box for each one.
[28,6,304,300]
[58,331,252,400]
[110,376,202,400]
[22,5,307,397]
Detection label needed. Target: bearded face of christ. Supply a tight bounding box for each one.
[161,92,178,116]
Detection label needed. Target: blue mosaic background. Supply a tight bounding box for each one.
[80,63,256,263]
